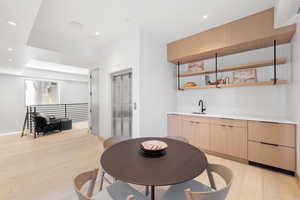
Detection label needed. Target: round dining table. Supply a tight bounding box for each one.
[101,137,208,200]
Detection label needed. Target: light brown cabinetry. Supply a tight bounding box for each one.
[167,114,296,171]
[248,121,295,147]
[181,117,210,151]
[181,118,194,142]
[193,122,210,151]
[248,141,295,171]
[227,126,248,159]
[167,115,182,137]
[167,8,296,64]
[210,119,247,159]
[210,125,227,154]
[227,8,273,46]
[248,121,296,171]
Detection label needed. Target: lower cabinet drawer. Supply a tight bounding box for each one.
[211,118,247,128]
[248,141,295,171]
[248,121,296,148]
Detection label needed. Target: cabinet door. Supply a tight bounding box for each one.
[193,122,210,151]
[181,119,194,143]
[167,115,182,136]
[227,127,247,159]
[210,125,227,154]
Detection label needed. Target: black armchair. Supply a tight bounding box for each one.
[33,113,61,135]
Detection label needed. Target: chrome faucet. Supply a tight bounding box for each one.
[198,99,206,114]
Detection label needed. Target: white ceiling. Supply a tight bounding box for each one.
[0,0,42,72]
[1,0,275,71]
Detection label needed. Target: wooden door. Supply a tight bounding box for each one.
[167,115,182,137]
[181,119,194,143]
[227,126,247,159]
[210,125,227,154]
[193,122,210,150]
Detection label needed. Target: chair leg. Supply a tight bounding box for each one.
[206,167,216,190]
[145,186,149,196]
[99,170,106,191]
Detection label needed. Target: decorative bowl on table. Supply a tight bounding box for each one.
[140,140,168,157]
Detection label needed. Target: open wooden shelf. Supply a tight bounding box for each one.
[179,57,287,77]
[182,80,288,90]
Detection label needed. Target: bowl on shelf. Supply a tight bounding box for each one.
[140,140,168,156]
[183,82,197,88]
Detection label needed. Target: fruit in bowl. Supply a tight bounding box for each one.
[140,140,168,155]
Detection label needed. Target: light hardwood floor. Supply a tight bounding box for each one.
[0,129,299,200]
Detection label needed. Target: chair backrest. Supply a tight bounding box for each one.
[33,115,47,132]
[74,169,99,200]
[103,136,130,150]
[184,164,233,200]
[166,136,189,144]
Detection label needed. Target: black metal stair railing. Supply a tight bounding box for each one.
[21,103,88,138]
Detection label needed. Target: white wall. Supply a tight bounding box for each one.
[0,74,26,134]
[97,29,177,139]
[290,17,300,175]
[0,73,88,134]
[139,31,177,137]
[274,0,299,28]
[98,29,140,139]
[60,81,89,104]
[177,44,291,119]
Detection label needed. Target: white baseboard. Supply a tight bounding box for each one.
[0,131,20,136]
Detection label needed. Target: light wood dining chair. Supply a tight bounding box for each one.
[100,136,130,190]
[166,136,189,143]
[74,168,146,200]
[161,164,233,200]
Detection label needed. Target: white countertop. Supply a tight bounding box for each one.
[167,112,297,124]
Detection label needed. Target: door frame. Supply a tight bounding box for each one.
[89,68,100,136]
[111,68,133,137]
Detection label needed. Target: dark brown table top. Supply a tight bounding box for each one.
[101,137,208,186]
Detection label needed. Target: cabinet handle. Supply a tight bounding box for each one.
[221,118,234,120]
[260,121,279,124]
[228,125,234,128]
[260,142,279,147]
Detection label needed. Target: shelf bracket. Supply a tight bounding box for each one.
[215,53,220,88]
[273,40,277,85]
[177,61,184,91]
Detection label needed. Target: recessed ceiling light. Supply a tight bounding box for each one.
[8,58,13,62]
[8,21,17,26]
[8,48,13,52]
[203,15,208,19]
[95,32,100,36]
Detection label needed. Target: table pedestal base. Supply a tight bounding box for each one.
[151,185,155,200]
